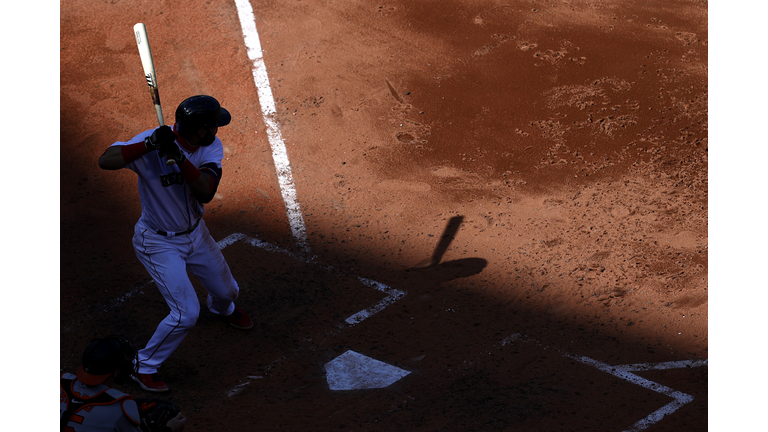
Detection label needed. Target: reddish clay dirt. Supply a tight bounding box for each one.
[61,0,707,431]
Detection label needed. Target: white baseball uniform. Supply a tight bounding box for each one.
[110,127,239,375]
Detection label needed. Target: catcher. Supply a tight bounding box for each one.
[61,334,187,432]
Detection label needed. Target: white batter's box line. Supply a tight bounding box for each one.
[216,233,407,326]
[226,375,263,398]
[568,354,704,432]
[500,334,706,432]
[99,285,153,313]
[217,232,303,258]
[344,278,407,326]
[614,359,708,372]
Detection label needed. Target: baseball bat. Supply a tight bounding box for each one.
[133,23,164,126]
[134,23,177,165]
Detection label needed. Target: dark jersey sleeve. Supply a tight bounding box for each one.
[198,162,222,204]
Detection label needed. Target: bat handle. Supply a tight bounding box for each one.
[154,104,164,126]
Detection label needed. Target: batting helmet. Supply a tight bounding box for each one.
[76,335,138,386]
[175,95,232,137]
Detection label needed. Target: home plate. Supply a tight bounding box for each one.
[324,350,411,390]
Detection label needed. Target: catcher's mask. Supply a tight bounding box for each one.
[76,334,138,386]
[175,95,231,138]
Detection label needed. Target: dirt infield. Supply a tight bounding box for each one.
[60,0,707,430]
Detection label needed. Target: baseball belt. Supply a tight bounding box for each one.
[157,221,199,237]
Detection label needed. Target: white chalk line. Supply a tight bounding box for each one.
[345,277,406,325]
[226,376,263,397]
[569,355,697,432]
[502,334,706,432]
[217,232,297,258]
[616,359,709,372]
[217,233,405,327]
[233,0,309,255]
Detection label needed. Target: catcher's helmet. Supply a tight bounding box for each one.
[76,335,137,386]
[175,95,231,136]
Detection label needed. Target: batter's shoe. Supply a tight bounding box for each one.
[226,306,254,330]
[132,373,169,392]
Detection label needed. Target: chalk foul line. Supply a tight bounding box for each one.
[233,0,309,255]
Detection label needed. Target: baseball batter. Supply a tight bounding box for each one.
[98,95,253,392]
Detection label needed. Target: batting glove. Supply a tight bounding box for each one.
[158,140,187,165]
[144,126,176,152]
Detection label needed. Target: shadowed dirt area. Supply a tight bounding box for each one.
[61,0,707,430]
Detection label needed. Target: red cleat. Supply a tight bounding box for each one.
[226,306,254,330]
[132,373,169,392]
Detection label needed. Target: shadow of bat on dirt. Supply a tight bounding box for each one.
[404,215,488,284]
[405,256,488,286]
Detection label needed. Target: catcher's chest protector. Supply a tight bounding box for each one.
[60,376,134,431]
